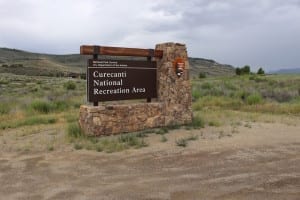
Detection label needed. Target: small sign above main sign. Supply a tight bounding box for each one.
[87,59,157,102]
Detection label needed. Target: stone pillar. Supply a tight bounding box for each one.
[155,42,192,126]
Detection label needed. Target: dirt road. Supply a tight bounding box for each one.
[0,122,299,200]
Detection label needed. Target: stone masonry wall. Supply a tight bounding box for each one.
[79,42,192,136]
[155,43,192,126]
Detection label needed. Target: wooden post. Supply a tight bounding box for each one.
[93,52,98,106]
[80,45,163,58]
[147,55,152,103]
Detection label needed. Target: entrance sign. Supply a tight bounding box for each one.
[79,43,193,136]
[87,59,157,102]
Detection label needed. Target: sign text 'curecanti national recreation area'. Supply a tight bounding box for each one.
[87,59,157,102]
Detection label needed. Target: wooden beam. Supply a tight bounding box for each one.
[80,45,163,58]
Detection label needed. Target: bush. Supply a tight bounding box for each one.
[199,72,206,79]
[161,135,168,142]
[0,103,10,115]
[176,135,198,147]
[201,82,213,90]
[53,100,69,111]
[28,100,70,114]
[118,133,148,148]
[29,101,54,114]
[176,138,188,147]
[192,90,201,101]
[67,123,84,138]
[246,93,263,105]
[191,115,205,128]
[155,128,169,135]
[64,81,76,90]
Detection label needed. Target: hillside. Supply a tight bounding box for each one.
[271,68,300,74]
[189,57,235,77]
[0,48,235,77]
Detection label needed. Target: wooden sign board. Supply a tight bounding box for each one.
[87,59,157,102]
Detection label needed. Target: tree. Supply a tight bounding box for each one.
[235,67,242,75]
[242,65,250,75]
[257,67,265,75]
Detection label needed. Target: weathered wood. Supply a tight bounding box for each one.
[80,45,163,58]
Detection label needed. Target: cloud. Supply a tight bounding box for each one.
[0,0,299,70]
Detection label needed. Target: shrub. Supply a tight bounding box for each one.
[74,143,83,150]
[118,133,148,148]
[161,135,168,142]
[199,72,206,79]
[192,90,201,101]
[0,103,10,115]
[53,100,69,111]
[29,101,54,114]
[191,115,205,128]
[201,82,213,90]
[28,100,70,114]
[67,123,84,138]
[246,93,263,105]
[176,138,188,147]
[155,128,169,135]
[208,121,221,127]
[64,81,76,90]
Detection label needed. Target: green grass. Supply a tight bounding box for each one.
[28,100,70,114]
[246,93,263,105]
[0,116,57,129]
[192,75,300,115]
[67,122,84,138]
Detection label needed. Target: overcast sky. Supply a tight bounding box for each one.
[0,0,300,71]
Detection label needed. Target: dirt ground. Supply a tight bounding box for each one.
[0,121,299,200]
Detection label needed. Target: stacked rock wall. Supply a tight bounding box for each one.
[79,42,192,136]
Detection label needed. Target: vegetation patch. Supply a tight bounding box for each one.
[246,93,263,105]
[190,114,205,128]
[0,116,57,129]
[67,123,148,153]
[64,81,76,90]
[28,100,70,114]
[176,134,198,147]
[0,103,11,115]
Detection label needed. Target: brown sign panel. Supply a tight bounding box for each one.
[87,59,157,102]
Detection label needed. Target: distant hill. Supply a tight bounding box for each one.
[189,57,235,77]
[0,48,88,76]
[0,47,235,77]
[270,68,300,74]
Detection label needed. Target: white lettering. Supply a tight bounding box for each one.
[132,87,146,93]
